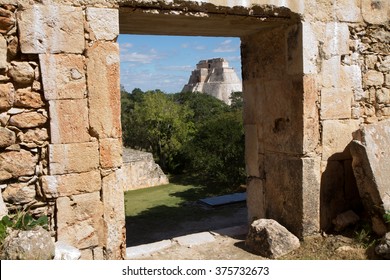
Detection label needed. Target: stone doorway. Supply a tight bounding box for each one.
[119,3,319,241]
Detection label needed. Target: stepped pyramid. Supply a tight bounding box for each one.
[181,58,242,104]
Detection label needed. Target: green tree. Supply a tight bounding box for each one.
[124,91,194,172]
[184,109,245,187]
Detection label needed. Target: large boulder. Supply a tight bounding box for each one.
[350,119,390,235]
[1,226,55,260]
[245,219,300,259]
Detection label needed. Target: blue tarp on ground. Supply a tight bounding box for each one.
[199,192,246,207]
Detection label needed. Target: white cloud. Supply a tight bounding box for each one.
[181,43,189,48]
[120,52,160,64]
[119,42,133,50]
[160,65,193,71]
[195,45,206,50]
[213,39,239,53]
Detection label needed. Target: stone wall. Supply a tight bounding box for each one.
[0,3,125,259]
[0,0,389,259]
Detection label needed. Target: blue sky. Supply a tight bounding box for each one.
[118,35,242,93]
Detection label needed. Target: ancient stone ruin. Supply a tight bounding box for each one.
[182,58,242,104]
[122,148,169,191]
[0,0,389,259]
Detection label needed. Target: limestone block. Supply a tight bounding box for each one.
[361,0,389,25]
[102,170,125,259]
[39,54,86,100]
[18,128,48,146]
[246,177,265,222]
[56,192,104,249]
[0,127,16,148]
[262,79,303,155]
[0,7,15,34]
[0,35,7,70]
[246,219,300,259]
[335,0,362,22]
[264,154,320,238]
[364,70,384,87]
[377,56,390,72]
[8,62,34,86]
[303,75,320,153]
[87,42,121,139]
[0,149,38,181]
[350,119,390,235]
[48,142,99,175]
[49,99,90,144]
[2,182,36,204]
[377,88,390,104]
[0,82,14,111]
[99,138,122,169]
[14,88,44,109]
[17,5,84,54]
[323,23,349,59]
[7,36,18,58]
[302,22,319,74]
[385,74,390,87]
[9,111,47,128]
[0,191,7,218]
[320,88,352,120]
[322,120,361,161]
[244,124,259,177]
[86,8,119,41]
[41,170,101,198]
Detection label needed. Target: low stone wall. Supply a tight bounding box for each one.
[122,148,169,191]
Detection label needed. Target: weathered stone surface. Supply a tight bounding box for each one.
[364,70,384,87]
[39,54,86,100]
[0,7,15,34]
[18,128,48,146]
[102,170,126,260]
[323,23,349,59]
[0,35,7,70]
[122,148,168,191]
[9,111,47,128]
[7,36,18,58]
[99,138,122,169]
[335,0,362,22]
[0,127,16,148]
[332,210,360,231]
[350,119,390,236]
[246,219,300,259]
[0,149,38,181]
[56,192,104,249]
[246,177,265,222]
[17,5,84,54]
[2,182,36,204]
[322,120,361,161]
[361,0,389,25]
[1,227,55,260]
[376,88,390,104]
[375,232,390,259]
[48,142,99,175]
[244,124,259,177]
[41,170,101,198]
[320,88,352,120]
[54,241,81,260]
[0,82,14,111]
[86,8,119,41]
[303,75,320,153]
[49,99,90,144]
[87,42,121,139]
[302,22,319,74]
[8,62,34,85]
[0,191,8,218]
[14,88,45,109]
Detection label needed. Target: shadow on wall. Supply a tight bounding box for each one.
[320,143,364,232]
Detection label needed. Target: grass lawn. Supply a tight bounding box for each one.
[124,175,246,246]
